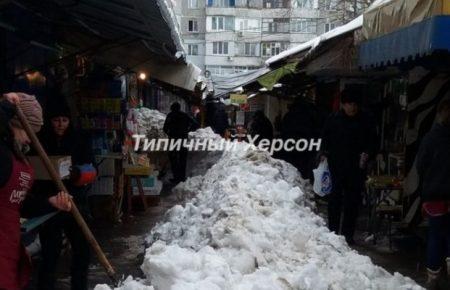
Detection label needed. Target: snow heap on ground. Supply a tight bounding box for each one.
[95,276,154,290]
[186,127,224,178]
[135,108,167,138]
[96,129,422,290]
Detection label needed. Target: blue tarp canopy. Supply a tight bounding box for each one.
[359,15,450,69]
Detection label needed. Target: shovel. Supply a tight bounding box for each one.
[16,107,118,285]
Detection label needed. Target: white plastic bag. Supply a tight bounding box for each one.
[313,159,332,197]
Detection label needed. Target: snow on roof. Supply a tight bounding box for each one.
[157,0,185,58]
[265,0,395,66]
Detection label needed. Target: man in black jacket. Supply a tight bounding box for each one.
[281,97,323,180]
[163,102,198,183]
[205,101,229,137]
[320,89,377,245]
[416,99,450,288]
[247,110,273,146]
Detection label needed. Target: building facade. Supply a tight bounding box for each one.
[175,0,345,76]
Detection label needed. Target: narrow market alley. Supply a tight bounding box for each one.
[2,0,450,290]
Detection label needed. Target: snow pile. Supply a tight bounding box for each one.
[95,276,153,290]
[188,127,222,141]
[186,127,224,177]
[133,108,167,138]
[96,131,422,290]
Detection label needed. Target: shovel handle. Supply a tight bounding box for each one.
[16,107,117,284]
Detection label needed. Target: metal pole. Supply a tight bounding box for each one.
[16,107,118,285]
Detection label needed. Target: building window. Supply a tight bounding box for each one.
[239,19,249,30]
[261,42,288,57]
[237,18,260,32]
[291,18,316,33]
[244,43,259,56]
[325,22,336,32]
[234,66,249,73]
[291,0,314,8]
[206,65,220,75]
[207,66,260,75]
[212,42,229,55]
[236,43,259,56]
[212,16,224,31]
[206,65,235,75]
[207,0,236,7]
[188,20,198,32]
[323,0,337,11]
[188,0,198,8]
[237,43,259,56]
[211,16,234,31]
[262,18,289,33]
[263,0,289,8]
[188,44,199,55]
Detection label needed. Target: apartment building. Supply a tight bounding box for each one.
[175,0,342,76]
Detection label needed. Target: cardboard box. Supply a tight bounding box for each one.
[28,156,72,180]
[132,178,162,196]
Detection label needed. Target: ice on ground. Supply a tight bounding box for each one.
[114,235,146,261]
[97,129,422,290]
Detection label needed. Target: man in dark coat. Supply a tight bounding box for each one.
[416,99,450,288]
[281,97,323,179]
[320,89,377,244]
[205,101,229,137]
[163,102,198,183]
[247,110,273,146]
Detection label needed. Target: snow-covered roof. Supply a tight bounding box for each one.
[265,0,395,66]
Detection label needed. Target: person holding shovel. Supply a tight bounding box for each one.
[24,99,95,290]
[0,92,72,290]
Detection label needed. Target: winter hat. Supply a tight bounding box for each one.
[171,102,181,112]
[9,93,44,133]
[340,88,362,104]
[46,98,71,120]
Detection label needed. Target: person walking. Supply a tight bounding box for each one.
[205,100,229,137]
[320,89,377,245]
[247,110,273,146]
[416,99,450,289]
[163,102,198,183]
[0,92,71,290]
[281,96,323,179]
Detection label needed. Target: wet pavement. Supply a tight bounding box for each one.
[315,199,428,288]
[27,184,182,290]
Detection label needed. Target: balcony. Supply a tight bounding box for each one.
[262,0,290,9]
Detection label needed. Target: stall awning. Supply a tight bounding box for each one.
[5,0,202,92]
[258,62,298,90]
[359,15,450,69]
[363,0,450,40]
[212,68,271,97]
